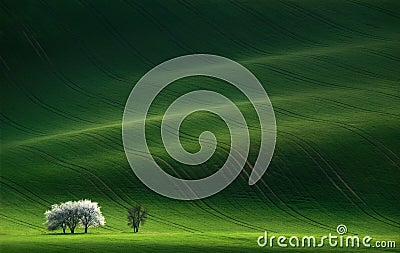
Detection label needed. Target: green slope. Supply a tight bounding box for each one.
[1,0,399,252]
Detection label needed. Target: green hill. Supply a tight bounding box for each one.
[1,0,399,252]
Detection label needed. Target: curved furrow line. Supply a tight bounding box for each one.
[310,96,400,119]
[190,147,276,231]
[145,216,199,233]
[223,144,335,231]
[0,213,45,232]
[281,132,400,228]
[178,0,271,56]
[127,142,269,232]
[14,148,141,232]
[272,154,333,215]
[71,38,133,84]
[13,107,350,232]
[218,148,299,232]
[16,146,136,227]
[309,99,400,161]
[276,0,390,41]
[196,196,272,231]
[36,0,134,86]
[361,48,400,62]
[347,125,400,162]
[0,176,52,206]
[63,134,129,190]
[0,15,104,125]
[141,80,238,108]
[254,62,398,99]
[0,54,11,71]
[253,174,334,231]
[0,7,100,125]
[310,55,400,83]
[2,0,124,100]
[209,147,268,220]
[174,129,333,231]
[244,166,331,232]
[275,107,400,170]
[21,24,124,109]
[121,0,194,53]
[118,180,203,232]
[305,98,400,162]
[106,158,203,233]
[290,133,400,227]
[2,67,98,124]
[20,145,133,209]
[22,24,99,98]
[78,132,121,151]
[346,0,400,20]
[229,0,322,46]
[83,132,123,151]
[54,137,130,183]
[154,0,234,54]
[17,146,129,214]
[157,154,267,231]
[21,144,200,233]
[0,181,50,209]
[0,179,122,233]
[1,113,45,136]
[80,43,134,84]
[90,131,259,232]
[75,0,155,66]
[253,180,330,231]
[292,133,400,226]
[254,62,400,100]
[98,226,121,233]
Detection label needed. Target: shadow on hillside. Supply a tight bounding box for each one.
[43,232,87,236]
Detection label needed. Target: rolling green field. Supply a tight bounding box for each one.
[1,0,399,252]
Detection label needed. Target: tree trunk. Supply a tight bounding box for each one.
[62,227,65,234]
[71,228,75,234]
[85,226,88,233]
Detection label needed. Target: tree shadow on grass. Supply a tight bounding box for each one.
[43,232,87,236]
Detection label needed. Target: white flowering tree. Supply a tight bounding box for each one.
[77,199,105,233]
[62,201,80,234]
[45,204,67,233]
[44,200,105,234]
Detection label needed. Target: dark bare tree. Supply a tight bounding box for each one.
[127,205,148,233]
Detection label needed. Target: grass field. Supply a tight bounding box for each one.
[1,0,400,252]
